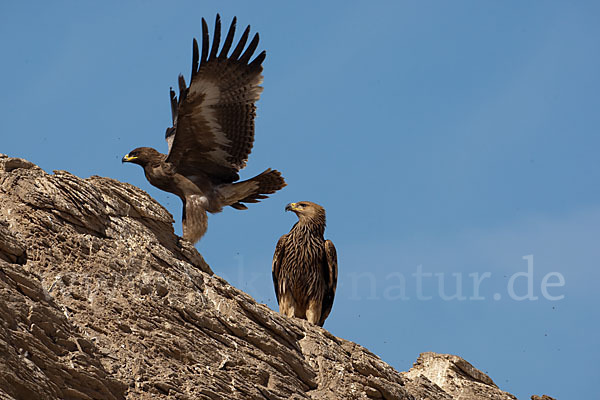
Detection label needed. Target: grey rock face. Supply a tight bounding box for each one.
[0,154,540,399]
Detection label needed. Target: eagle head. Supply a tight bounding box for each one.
[122,147,162,166]
[286,201,326,224]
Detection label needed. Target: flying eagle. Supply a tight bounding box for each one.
[122,15,286,243]
[272,202,338,326]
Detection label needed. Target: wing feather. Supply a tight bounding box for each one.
[230,24,250,60]
[166,15,265,184]
[272,235,288,305]
[200,18,209,65]
[191,38,199,80]
[169,88,178,124]
[219,17,236,59]
[248,50,266,72]
[239,33,260,63]
[177,75,187,100]
[208,14,221,60]
[320,240,338,326]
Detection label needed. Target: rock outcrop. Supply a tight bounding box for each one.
[402,353,516,400]
[0,154,541,399]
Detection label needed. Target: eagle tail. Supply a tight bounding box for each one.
[219,169,286,210]
[182,195,208,243]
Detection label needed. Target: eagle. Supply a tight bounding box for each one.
[122,15,286,243]
[272,201,338,326]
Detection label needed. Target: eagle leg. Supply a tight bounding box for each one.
[278,292,297,319]
[306,299,323,326]
[182,195,208,244]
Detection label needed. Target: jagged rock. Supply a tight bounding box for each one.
[0,154,534,399]
[402,352,517,400]
[531,396,556,400]
[0,259,126,399]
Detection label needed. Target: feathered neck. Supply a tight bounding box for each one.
[292,213,326,237]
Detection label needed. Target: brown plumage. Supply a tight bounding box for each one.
[122,15,286,243]
[272,201,338,326]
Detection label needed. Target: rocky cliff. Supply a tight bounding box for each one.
[0,154,548,400]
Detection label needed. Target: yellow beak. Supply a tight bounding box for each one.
[122,154,138,163]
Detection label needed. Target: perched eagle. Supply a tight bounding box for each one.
[272,202,338,326]
[122,15,286,243]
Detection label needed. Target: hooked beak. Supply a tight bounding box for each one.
[122,154,137,163]
[285,202,296,212]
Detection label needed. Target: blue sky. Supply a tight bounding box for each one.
[2,1,599,398]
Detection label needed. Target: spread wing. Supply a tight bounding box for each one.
[272,234,288,305]
[166,14,266,184]
[319,239,338,326]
